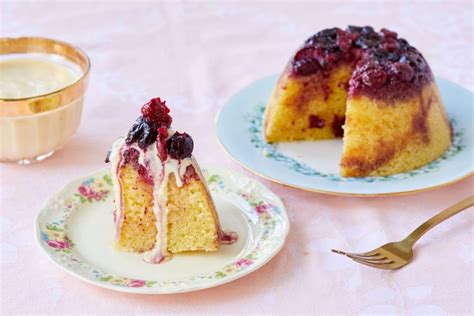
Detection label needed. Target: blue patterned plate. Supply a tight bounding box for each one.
[216,75,473,196]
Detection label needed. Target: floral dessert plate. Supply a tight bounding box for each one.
[35,167,289,294]
[216,75,473,196]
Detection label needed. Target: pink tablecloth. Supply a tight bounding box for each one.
[1,1,473,314]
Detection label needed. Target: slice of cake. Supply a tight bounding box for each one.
[106,98,237,263]
[263,26,452,177]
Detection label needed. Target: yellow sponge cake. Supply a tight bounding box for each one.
[107,98,237,263]
[264,26,451,177]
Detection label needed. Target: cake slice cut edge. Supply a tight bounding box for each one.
[108,98,237,264]
[262,26,453,177]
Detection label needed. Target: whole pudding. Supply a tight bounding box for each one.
[263,26,452,177]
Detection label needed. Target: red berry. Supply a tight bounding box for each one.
[389,62,414,82]
[122,147,140,164]
[167,132,194,160]
[141,98,172,127]
[292,58,320,76]
[380,28,398,39]
[362,65,388,88]
[294,47,316,61]
[381,38,399,52]
[336,29,352,52]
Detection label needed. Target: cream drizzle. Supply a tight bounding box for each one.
[110,131,194,263]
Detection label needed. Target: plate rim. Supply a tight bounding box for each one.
[215,75,473,197]
[35,166,290,294]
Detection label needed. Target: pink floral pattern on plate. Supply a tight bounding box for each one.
[36,168,289,292]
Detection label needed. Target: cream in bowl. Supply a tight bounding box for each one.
[0,37,90,164]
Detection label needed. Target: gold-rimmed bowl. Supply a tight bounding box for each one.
[0,37,90,164]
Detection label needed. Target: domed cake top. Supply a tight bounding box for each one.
[290,26,433,101]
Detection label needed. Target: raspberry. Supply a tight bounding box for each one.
[140,98,172,127]
[167,132,194,160]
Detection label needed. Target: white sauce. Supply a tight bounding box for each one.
[0,56,79,99]
[110,131,194,263]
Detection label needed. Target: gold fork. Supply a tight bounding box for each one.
[332,195,474,270]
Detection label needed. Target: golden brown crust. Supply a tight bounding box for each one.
[341,83,452,177]
[411,91,434,144]
[341,140,397,177]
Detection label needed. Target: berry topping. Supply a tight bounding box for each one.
[336,29,353,52]
[331,115,345,138]
[125,116,160,149]
[167,132,194,160]
[294,46,316,60]
[122,147,140,164]
[361,26,375,34]
[380,28,397,38]
[141,98,172,127]
[360,62,388,88]
[354,32,380,49]
[292,58,320,76]
[389,62,414,82]
[361,68,387,87]
[346,25,363,33]
[122,148,153,184]
[183,164,200,184]
[381,38,399,52]
[308,115,325,128]
[290,26,433,101]
[156,126,168,161]
[306,28,339,50]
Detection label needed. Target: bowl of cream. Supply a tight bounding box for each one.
[0,37,90,164]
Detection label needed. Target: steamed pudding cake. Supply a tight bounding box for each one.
[106,98,237,263]
[263,26,452,177]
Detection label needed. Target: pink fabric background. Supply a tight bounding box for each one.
[1,1,473,314]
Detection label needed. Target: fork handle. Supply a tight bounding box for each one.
[403,195,474,246]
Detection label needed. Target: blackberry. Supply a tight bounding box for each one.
[167,132,194,160]
[125,116,159,149]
